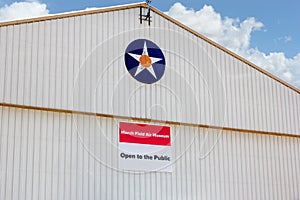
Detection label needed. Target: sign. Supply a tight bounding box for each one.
[124,39,166,84]
[119,122,172,172]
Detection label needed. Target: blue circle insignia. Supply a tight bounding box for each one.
[124,39,166,84]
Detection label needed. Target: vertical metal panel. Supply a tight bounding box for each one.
[0,27,4,102]
[0,7,299,135]
[293,91,300,132]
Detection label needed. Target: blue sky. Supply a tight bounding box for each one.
[0,0,299,88]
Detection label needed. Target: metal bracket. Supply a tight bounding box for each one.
[139,1,152,26]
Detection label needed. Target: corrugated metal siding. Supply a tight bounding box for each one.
[0,106,299,199]
[0,7,299,135]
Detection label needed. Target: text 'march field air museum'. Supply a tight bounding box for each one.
[0,2,299,200]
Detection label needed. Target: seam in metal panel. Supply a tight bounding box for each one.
[1,103,299,139]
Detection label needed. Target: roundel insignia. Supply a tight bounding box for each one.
[125,39,166,84]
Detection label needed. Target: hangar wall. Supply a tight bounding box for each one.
[0,4,299,200]
[0,5,299,135]
[0,106,299,200]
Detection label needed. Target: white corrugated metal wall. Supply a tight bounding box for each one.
[0,4,300,200]
[0,106,299,200]
[0,6,299,135]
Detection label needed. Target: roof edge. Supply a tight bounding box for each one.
[0,2,299,94]
[0,2,148,27]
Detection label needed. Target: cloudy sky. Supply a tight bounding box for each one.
[0,0,299,89]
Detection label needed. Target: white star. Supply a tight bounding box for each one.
[127,41,162,79]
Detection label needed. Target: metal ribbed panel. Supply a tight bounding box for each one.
[0,7,299,135]
[0,106,299,199]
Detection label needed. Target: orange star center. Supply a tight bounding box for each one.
[139,55,152,68]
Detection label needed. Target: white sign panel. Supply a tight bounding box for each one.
[119,122,172,172]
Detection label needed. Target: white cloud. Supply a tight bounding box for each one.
[166,3,263,52]
[166,3,300,89]
[278,36,292,43]
[283,71,292,80]
[283,36,292,43]
[0,0,49,22]
[84,7,99,11]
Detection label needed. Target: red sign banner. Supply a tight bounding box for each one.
[119,122,171,146]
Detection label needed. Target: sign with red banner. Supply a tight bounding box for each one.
[119,122,172,172]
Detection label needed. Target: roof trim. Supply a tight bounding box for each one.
[0,2,299,94]
[0,2,147,27]
[1,102,299,138]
